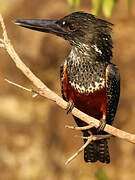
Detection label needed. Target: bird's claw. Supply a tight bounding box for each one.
[97,119,106,132]
[66,100,74,114]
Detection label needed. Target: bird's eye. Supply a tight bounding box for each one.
[69,24,75,31]
[62,21,66,26]
[60,20,75,32]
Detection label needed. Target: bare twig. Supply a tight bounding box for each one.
[75,134,112,140]
[5,79,39,97]
[65,136,93,165]
[65,123,95,130]
[5,79,32,92]
[0,14,135,164]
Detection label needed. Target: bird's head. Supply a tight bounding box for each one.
[14,12,113,60]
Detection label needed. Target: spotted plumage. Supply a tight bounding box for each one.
[14,11,120,164]
[67,47,106,94]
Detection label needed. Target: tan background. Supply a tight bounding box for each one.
[0,0,135,179]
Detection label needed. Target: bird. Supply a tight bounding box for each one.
[13,11,120,164]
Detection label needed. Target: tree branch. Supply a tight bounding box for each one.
[0,14,135,146]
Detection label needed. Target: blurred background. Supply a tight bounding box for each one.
[0,0,135,179]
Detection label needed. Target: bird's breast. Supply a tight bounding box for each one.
[62,62,107,120]
[67,83,107,120]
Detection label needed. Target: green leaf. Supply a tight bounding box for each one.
[102,0,117,18]
[95,167,109,180]
[67,0,80,11]
[91,0,102,16]
[67,0,73,7]
[127,0,132,12]
[75,0,80,8]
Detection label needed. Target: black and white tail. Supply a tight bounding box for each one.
[84,138,110,163]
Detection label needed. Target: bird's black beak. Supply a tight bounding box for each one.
[13,19,65,37]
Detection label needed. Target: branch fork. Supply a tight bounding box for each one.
[65,124,112,164]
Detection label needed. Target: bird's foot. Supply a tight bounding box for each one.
[66,100,74,114]
[97,118,106,132]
